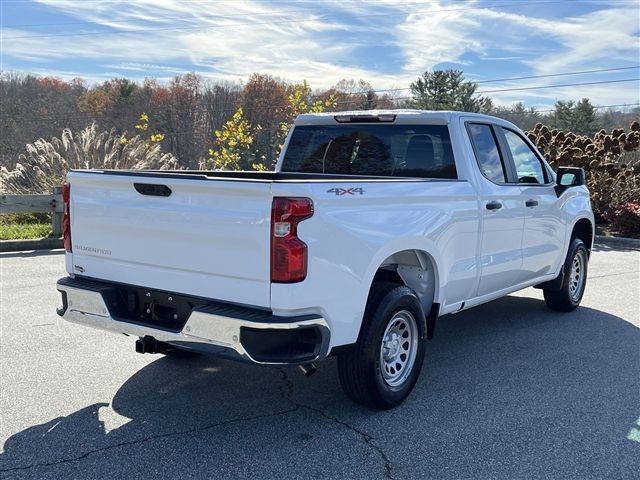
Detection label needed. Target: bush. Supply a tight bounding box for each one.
[0,123,179,194]
[526,121,640,220]
[604,202,640,237]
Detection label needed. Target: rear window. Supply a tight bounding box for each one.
[281,124,457,179]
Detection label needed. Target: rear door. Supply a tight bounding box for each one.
[68,171,273,307]
[465,122,525,297]
[497,127,565,282]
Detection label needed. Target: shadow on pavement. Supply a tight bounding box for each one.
[593,242,640,252]
[1,296,638,479]
[0,249,64,259]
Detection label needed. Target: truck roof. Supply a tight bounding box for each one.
[294,109,505,126]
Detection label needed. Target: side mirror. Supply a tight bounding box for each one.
[555,167,585,197]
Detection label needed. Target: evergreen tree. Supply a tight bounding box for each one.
[549,98,599,135]
[409,69,492,113]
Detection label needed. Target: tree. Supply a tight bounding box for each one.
[77,90,114,116]
[572,98,599,136]
[326,78,380,111]
[151,73,202,168]
[492,102,543,131]
[549,98,599,135]
[239,74,289,167]
[205,108,260,171]
[409,69,492,113]
[274,80,337,160]
[202,81,241,140]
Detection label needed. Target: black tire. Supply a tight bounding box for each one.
[337,282,427,409]
[543,238,588,312]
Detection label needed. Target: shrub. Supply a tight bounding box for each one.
[526,121,640,220]
[604,202,640,237]
[0,123,179,194]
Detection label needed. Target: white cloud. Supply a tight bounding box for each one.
[1,0,638,107]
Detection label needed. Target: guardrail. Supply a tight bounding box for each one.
[0,186,64,237]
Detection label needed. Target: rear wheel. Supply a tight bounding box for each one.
[544,238,588,312]
[337,282,426,409]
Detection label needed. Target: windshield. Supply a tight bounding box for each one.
[281,124,457,179]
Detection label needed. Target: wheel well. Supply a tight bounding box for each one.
[572,218,593,253]
[370,249,437,315]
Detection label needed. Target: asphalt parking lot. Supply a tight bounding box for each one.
[1,244,638,479]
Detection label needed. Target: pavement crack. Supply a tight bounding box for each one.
[278,369,395,480]
[0,406,298,474]
[589,270,639,279]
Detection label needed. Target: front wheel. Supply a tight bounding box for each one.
[337,283,426,409]
[544,238,588,312]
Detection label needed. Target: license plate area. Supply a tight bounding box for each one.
[106,285,211,332]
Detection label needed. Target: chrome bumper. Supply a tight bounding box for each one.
[56,277,330,365]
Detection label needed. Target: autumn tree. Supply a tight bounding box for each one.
[239,74,290,167]
[77,90,114,116]
[202,81,241,140]
[205,108,260,171]
[273,80,337,160]
[0,73,89,168]
[150,73,202,168]
[409,69,493,113]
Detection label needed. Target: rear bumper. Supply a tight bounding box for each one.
[56,276,330,365]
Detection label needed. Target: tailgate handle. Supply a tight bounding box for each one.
[134,183,172,197]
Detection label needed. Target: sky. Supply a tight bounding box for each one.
[1,0,639,109]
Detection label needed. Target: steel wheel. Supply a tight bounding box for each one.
[544,238,589,312]
[568,251,586,302]
[379,310,418,389]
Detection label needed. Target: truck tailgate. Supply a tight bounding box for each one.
[67,171,272,308]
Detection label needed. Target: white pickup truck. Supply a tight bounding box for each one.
[56,110,594,409]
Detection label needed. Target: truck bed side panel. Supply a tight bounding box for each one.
[270,180,480,347]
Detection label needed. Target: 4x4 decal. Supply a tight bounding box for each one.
[327,187,365,196]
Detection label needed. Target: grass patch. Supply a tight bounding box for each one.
[0,213,55,240]
[0,223,54,240]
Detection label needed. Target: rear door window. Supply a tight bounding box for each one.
[281,124,457,179]
[467,123,507,183]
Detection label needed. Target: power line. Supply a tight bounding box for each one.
[81,103,640,137]
[475,66,640,84]
[477,78,640,94]
[1,69,638,123]
[3,77,635,122]
[1,0,572,40]
[339,66,640,96]
[3,103,639,142]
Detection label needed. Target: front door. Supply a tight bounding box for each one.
[498,127,566,282]
[465,122,525,297]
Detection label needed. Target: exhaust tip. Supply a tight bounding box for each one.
[298,363,317,377]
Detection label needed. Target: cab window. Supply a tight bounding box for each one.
[502,128,548,184]
[467,123,507,183]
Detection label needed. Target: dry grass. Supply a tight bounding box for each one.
[0,123,179,194]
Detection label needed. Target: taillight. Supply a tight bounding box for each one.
[271,197,313,283]
[62,182,72,252]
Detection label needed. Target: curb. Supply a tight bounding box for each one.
[1,235,638,253]
[594,235,640,249]
[0,237,63,253]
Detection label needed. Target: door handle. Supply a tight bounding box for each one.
[486,201,503,211]
[525,199,538,207]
